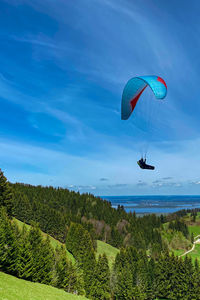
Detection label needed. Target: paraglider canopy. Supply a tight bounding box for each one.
[121,75,167,170]
[121,75,167,120]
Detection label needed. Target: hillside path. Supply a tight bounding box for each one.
[179,235,200,257]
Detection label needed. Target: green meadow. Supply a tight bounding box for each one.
[0,272,88,300]
[96,240,119,268]
[173,249,185,256]
[188,225,200,237]
[14,218,120,268]
[13,218,75,264]
[185,244,200,263]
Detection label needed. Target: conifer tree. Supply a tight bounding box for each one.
[38,236,54,284]
[175,257,191,299]
[0,169,13,216]
[16,225,33,280]
[136,258,148,298]
[146,258,156,299]
[13,192,32,223]
[81,231,96,296]
[153,252,173,299]
[28,224,50,283]
[66,222,96,296]
[89,254,110,300]
[195,258,199,272]
[115,265,135,299]
[114,249,137,299]
[55,246,85,295]
[192,212,196,222]
[191,232,194,244]
[109,227,123,248]
[0,207,18,274]
[66,222,80,257]
[192,259,200,298]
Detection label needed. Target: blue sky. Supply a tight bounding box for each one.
[1,0,200,195]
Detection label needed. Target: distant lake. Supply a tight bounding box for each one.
[102,195,200,215]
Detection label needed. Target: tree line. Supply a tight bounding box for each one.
[10,181,164,253]
[65,220,200,299]
[1,168,200,299]
[0,207,84,294]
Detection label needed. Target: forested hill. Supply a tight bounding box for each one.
[11,182,163,251]
[2,169,200,299]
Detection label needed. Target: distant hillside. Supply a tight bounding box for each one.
[14,218,120,268]
[11,182,164,252]
[0,272,88,300]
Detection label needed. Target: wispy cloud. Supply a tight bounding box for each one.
[11,34,64,49]
[66,184,96,190]
[189,181,200,185]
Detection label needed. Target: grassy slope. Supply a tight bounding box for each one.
[171,213,200,261]
[14,219,120,267]
[0,272,87,300]
[184,212,200,236]
[162,228,191,252]
[173,249,185,256]
[187,244,200,263]
[188,225,200,236]
[96,240,119,268]
[13,218,75,264]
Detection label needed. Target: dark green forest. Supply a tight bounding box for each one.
[1,168,200,299]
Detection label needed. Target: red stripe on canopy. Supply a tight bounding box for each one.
[157,76,167,88]
[130,85,147,112]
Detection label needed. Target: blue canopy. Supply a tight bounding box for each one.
[121,75,167,120]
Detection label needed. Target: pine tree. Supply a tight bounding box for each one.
[89,253,110,300]
[37,236,54,284]
[115,265,135,299]
[55,246,84,295]
[0,169,13,216]
[191,232,194,244]
[0,207,18,274]
[195,258,199,272]
[109,227,122,248]
[66,222,81,258]
[192,212,196,222]
[28,224,47,283]
[66,222,96,296]
[136,258,148,298]
[146,258,156,299]
[13,192,32,223]
[16,225,33,280]
[114,249,137,299]
[153,252,173,299]
[81,237,96,296]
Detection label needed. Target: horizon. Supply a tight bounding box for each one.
[8,178,200,198]
[1,0,200,195]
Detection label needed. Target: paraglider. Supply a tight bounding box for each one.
[137,158,155,170]
[121,75,167,170]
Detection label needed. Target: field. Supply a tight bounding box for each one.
[173,249,185,256]
[185,244,200,263]
[0,272,88,300]
[13,218,75,264]
[14,219,120,268]
[188,225,200,237]
[96,240,119,268]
